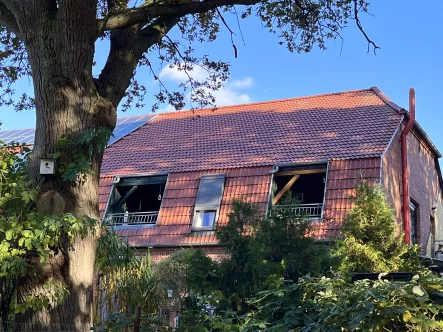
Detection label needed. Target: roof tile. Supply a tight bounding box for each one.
[101,88,403,176]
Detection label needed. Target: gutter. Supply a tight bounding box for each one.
[401,88,416,245]
[131,242,220,248]
[131,240,334,248]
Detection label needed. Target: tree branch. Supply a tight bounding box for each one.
[98,0,260,32]
[97,16,179,107]
[353,0,380,54]
[0,1,20,35]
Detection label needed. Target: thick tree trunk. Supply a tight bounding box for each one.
[12,2,117,331]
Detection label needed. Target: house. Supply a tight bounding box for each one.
[98,87,443,260]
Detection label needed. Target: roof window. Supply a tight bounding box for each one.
[192,174,225,231]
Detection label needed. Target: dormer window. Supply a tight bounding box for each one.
[271,163,327,220]
[104,175,167,226]
[193,174,225,231]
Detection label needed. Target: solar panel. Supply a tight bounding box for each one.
[107,114,157,146]
[0,114,157,146]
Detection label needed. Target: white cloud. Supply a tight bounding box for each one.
[158,65,253,107]
[210,84,252,106]
[157,104,176,113]
[159,65,207,82]
[228,77,253,89]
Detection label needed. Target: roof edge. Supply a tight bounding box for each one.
[371,86,441,158]
[401,112,442,158]
[131,242,219,248]
[370,87,405,113]
[156,87,376,117]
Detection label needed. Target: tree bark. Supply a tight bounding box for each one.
[0,0,177,329]
[12,2,116,331]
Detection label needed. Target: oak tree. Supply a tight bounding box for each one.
[0,0,377,330]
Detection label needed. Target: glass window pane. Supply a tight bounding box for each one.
[196,176,224,207]
[409,202,418,244]
[195,210,216,228]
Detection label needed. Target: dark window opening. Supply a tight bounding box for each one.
[272,164,327,220]
[430,215,436,257]
[274,173,325,205]
[106,175,167,226]
[409,201,418,245]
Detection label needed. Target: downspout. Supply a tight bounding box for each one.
[401,88,416,244]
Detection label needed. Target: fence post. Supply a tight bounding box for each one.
[134,306,142,332]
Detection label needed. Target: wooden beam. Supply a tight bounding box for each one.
[272,175,300,205]
[116,185,138,210]
[275,169,326,176]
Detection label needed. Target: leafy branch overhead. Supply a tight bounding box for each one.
[0,0,378,113]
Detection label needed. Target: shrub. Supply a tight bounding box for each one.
[244,270,443,331]
[333,181,420,275]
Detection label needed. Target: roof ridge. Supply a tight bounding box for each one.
[155,87,375,118]
[370,86,404,112]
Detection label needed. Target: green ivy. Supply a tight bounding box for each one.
[54,126,113,181]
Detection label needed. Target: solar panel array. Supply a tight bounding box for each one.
[108,114,156,146]
[0,128,35,144]
[0,114,157,146]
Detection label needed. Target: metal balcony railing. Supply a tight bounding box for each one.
[106,211,159,226]
[272,203,323,219]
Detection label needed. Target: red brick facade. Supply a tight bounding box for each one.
[382,123,442,254]
[137,246,228,263]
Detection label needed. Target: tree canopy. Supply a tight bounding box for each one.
[0,0,378,329]
[0,0,378,114]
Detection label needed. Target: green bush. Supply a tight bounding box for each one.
[333,181,420,275]
[176,198,331,331]
[244,270,443,331]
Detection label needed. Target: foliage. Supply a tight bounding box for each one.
[54,127,113,181]
[176,198,330,331]
[333,181,420,275]
[259,196,332,281]
[0,1,378,113]
[95,227,138,273]
[243,270,443,331]
[175,189,437,331]
[0,141,96,323]
[94,311,169,332]
[94,231,210,330]
[215,198,330,305]
[215,199,269,305]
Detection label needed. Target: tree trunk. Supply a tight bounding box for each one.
[13,2,117,331]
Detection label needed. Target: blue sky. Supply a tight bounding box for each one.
[1,1,442,157]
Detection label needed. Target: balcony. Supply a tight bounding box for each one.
[272,203,323,220]
[106,211,159,226]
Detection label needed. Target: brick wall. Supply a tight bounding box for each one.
[136,246,228,263]
[407,129,442,255]
[382,128,403,223]
[382,123,442,255]
[313,158,381,239]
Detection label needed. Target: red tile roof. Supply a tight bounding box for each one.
[99,87,408,246]
[315,158,381,239]
[105,167,272,246]
[101,87,404,176]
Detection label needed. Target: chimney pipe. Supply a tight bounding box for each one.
[401,88,416,244]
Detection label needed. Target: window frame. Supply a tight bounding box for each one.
[192,173,225,231]
[102,173,169,228]
[409,200,419,245]
[267,162,329,221]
